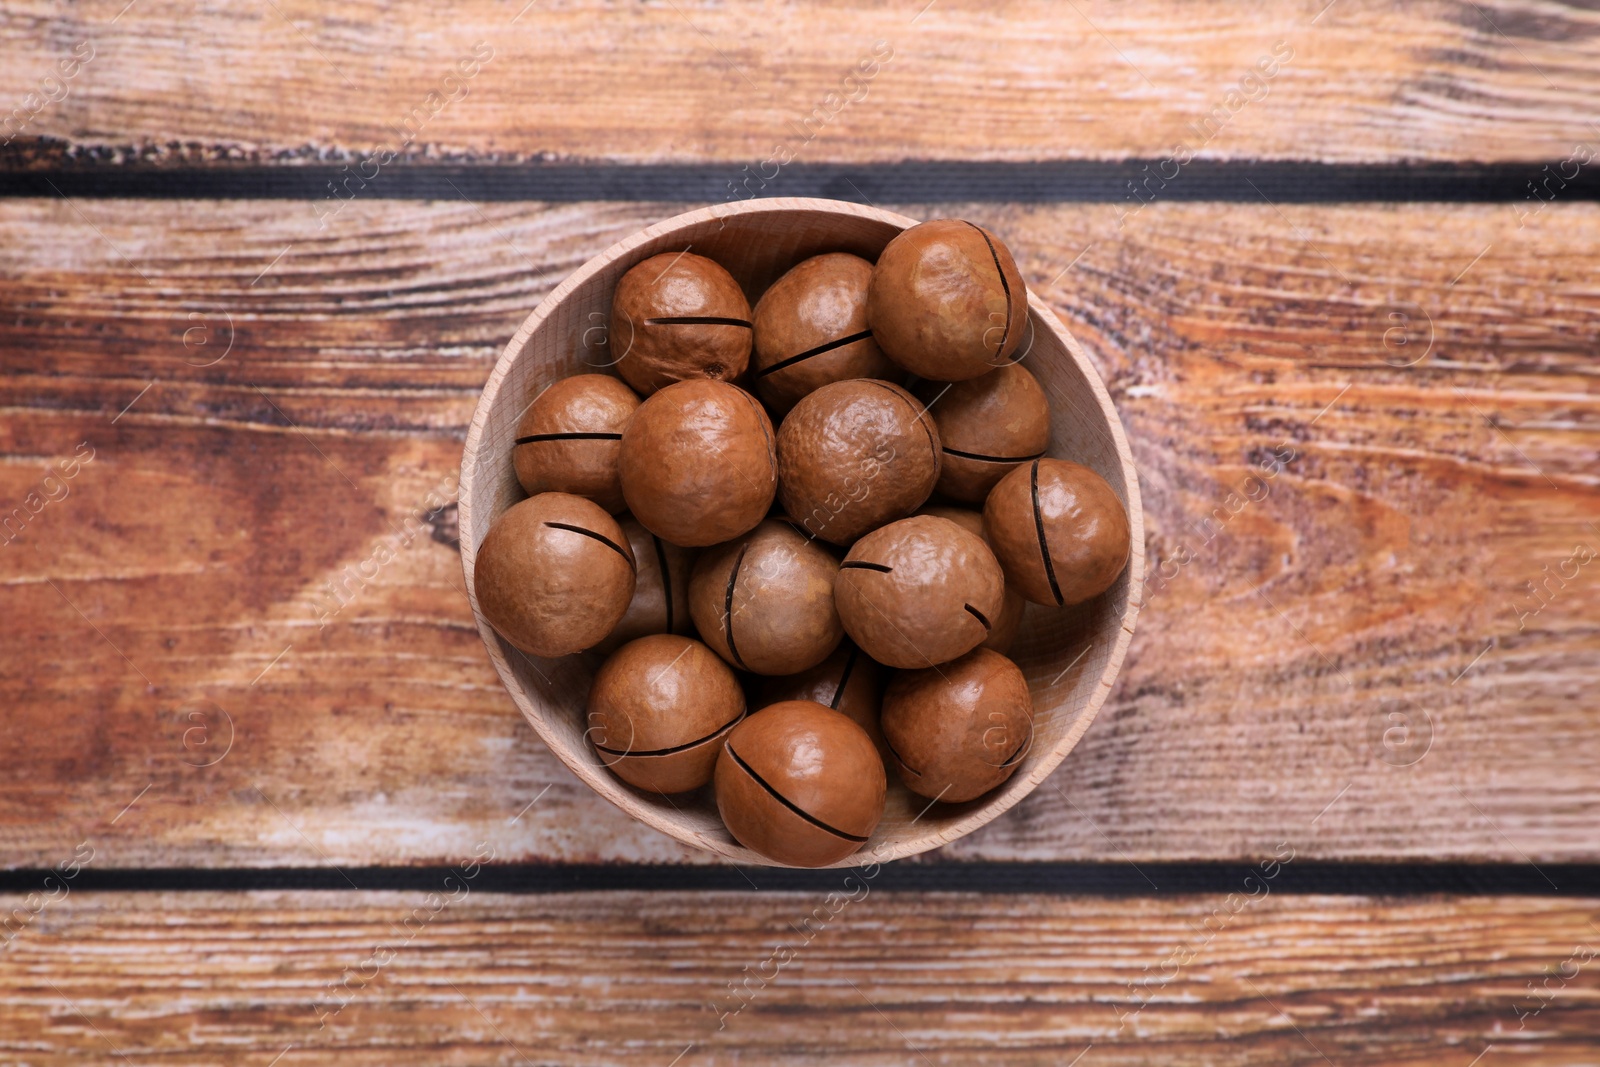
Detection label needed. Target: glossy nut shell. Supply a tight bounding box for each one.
[619,380,777,547]
[880,647,1034,803]
[473,493,636,658]
[750,253,898,414]
[914,505,1026,654]
[983,458,1131,607]
[511,374,640,513]
[688,519,844,676]
[610,251,752,396]
[924,362,1050,504]
[594,517,697,655]
[834,515,1005,669]
[775,379,940,546]
[714,700,886,867]
[753,641,887,765]
[867,218,1028,381]
[587,635,746,794]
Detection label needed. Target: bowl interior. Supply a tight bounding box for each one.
[460,198,1143,866]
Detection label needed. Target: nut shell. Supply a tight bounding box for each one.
[923,362,1050,504]
[881,647,1034,803]
[594,517,697,655]
[867,218,1028,381]
[688,519,844,676]
[714,700,886,867]
[473,493,636,658]
[611,252,752,395]
[587,635,745,794]
[834,515,1005,669]
[983,459,1131,606]
[619,380,777,547]
[776,379,940,546]
[751,253,898,414]
[753,641,885,761]
[915,506,1026,654]
[512,374,640,513]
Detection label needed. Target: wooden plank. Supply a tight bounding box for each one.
[2,890,1597,1063]
[0,198,1596,867]
[1,0,1598,167]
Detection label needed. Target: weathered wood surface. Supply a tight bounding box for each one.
[1,198,1596,868]
[2,890,1597,1064]
[1,0,1598,167]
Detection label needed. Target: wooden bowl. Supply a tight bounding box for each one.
[460,198,1143,867]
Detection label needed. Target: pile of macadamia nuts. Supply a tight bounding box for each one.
[475,219,1131,867]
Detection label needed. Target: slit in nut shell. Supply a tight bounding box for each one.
[610,252,752,396]
[713,700,885,867]
[918,362,1050,505]
[586,634,746,794]
[751,253,900,414]
[512,374,640,513]
[473,492,636,659]
[866,218,1029,382]
[880,647,1035,803]
[982,458,1131,607]
[688,519,844,676]
[833,515,1005,670]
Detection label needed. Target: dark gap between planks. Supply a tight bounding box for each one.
[2,864,1596,895]
[1,161,1597,202]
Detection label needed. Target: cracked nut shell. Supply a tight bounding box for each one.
[983,458,1131,607]
[587,634,745,794]
[473,492,636,658]
[775,379,940,546]
[512,373,640,513]
[915,505,1026,655]
[714,700,886,867]
[922,362,1050,504]
[834,514,1005,669]
[610,251,752,396]
[594,516,697,655]
[688,519,844,676]
[881,647,1034,803]
[753,641,887,766]
[619,380,777,547]
[750,253,898,414]
[867,218,1028,381]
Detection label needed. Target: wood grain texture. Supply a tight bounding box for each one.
[0,198,1595,868]
[2,890,1598,1064]
[1,0,1598,167]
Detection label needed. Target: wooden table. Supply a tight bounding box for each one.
[2,2,1597,1062]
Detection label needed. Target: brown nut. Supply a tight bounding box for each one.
[619,380,777,547]
[922,362,1050,504]
[753,641,887,765]
[473,492,636,658]
[867,218,1028,381]
[512,374,640,513]
[714,700,885,867]
[881,647,1034,803]
[587,634,745,794]
[610,251,752,396]
[915,505,1026,654]
[750,253,899,415]
[688,519,843,676]
[983,458,1131,607]
[775,379,940,546]
[834,515,1005,669]
[594,517,697,655]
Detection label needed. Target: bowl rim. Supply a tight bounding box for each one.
[460,196,1144,866]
